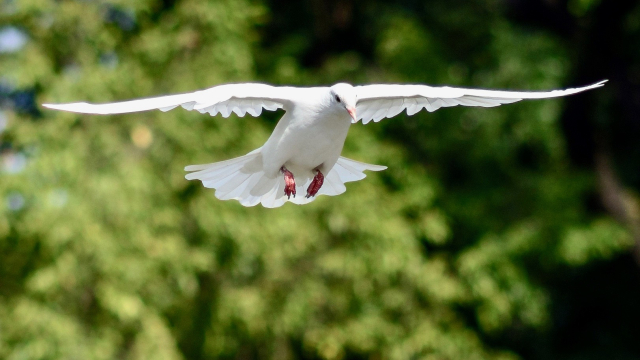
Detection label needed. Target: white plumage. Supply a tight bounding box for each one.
[43,80,606,208]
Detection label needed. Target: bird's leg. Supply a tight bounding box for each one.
[281,166,296,199]
[306,169,324,198]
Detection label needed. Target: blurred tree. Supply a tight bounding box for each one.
[0,0,638,360]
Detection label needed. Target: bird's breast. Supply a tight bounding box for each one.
[267,110,351,173]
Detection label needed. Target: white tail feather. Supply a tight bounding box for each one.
[185,149,387,208]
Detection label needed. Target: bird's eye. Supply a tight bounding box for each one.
[335,95,341,103]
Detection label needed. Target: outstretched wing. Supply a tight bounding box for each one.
[354,80,607,124]
[42,83,298,118]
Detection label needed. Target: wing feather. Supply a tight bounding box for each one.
[43,83,299,117]
[355,80,607,123]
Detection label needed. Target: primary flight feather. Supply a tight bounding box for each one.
[43,80,607,208]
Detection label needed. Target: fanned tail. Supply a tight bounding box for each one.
[185,150,386,208]
[316,157,387,197]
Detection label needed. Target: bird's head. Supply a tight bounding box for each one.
[330,83,357,121]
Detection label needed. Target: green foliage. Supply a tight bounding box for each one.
[0,1,634,360]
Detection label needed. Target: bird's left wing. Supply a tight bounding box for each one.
[43,83,298,117]
[354,80,607,124]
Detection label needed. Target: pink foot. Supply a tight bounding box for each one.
[281,166,296,199]
[306,170,324,198]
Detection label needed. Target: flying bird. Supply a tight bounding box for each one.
[43,80,607,208]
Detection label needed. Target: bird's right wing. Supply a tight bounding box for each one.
[354,80,607,124]
[43,83,299,118]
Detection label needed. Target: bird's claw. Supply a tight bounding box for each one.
[281,166,296,199]
[306,170,324,198]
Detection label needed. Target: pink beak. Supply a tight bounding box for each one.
[347,106,357,121]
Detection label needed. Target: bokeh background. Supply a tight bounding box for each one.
[1,0,640,359]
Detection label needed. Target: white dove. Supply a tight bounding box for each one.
[43,80,607,208]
